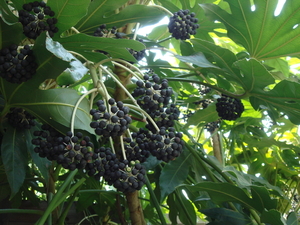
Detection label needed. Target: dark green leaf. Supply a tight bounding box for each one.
[0,19,23,48]
[11,88,94,134]
[1,126,28,198]
[181,182,259,212]
[261,209,286,225]
[159,149,191,201]
[200,1,300,59]
[250,186,277,212]
[201,208,252,225]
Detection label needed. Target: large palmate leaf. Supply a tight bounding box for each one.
[200,1,300,59]
[1,126,28,198]
[159,149,191,201]
[261,209,287,225]
[250,80,300,124]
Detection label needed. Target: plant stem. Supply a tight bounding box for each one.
[0,209,44,215]
[145,175,167,225]
[125,191,146,225]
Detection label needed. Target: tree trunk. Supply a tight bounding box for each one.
[125,191,146,225]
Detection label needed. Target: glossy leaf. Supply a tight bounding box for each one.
[200,1,300,59]
[0,19,23,48]
[11,88,94,134]
[1,126,28,198]
[200,208,252,225]
[159,149,191,201]
[48,0,90,36]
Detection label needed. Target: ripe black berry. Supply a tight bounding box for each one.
[19,1,59,39]
[0,44,38,83]
[168,9,199,40]
[90,99,131,138]
[6,107,36,129]
[216,94,244,120]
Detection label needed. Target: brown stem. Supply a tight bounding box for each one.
[125,191,146,225]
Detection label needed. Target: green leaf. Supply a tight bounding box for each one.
[181,182,260,212]
[1,126,28,198]
[11,89,94,134]
[47,0,90,36]
[77,3,167,34]
[175,53,220,69]
[250,80,300,125]
[159,149,192,201]
[0,19,23,48]
[46,37,88,81]
[261,209,287,225]
[148,24,170,43]
[200,1,300,59]
[59,33,145,63]
[287,212,299,225]
[250,186,277,212]
[190,38,241,82]
[234,59,275,92]
[75,0,129,33]
[185,103,219,128]
[0,0,18,24]
[200,208,252,225]
[264,58,290,78]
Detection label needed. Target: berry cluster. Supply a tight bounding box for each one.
[168,9,199,40]
[0,44,37,83]
[6,107,36,129]
[93,24,120,38]
[19,1,58,39]
[104,159,146,193]
[127,127,183,162]
[132,73,180,132]
[32,125,146,193]
[216,95,244,120]
[90,99,132,138]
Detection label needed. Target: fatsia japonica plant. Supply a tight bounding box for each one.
[0,0,300,224]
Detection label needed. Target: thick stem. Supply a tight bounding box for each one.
[210,128,223,164]
[125,191,146,225]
